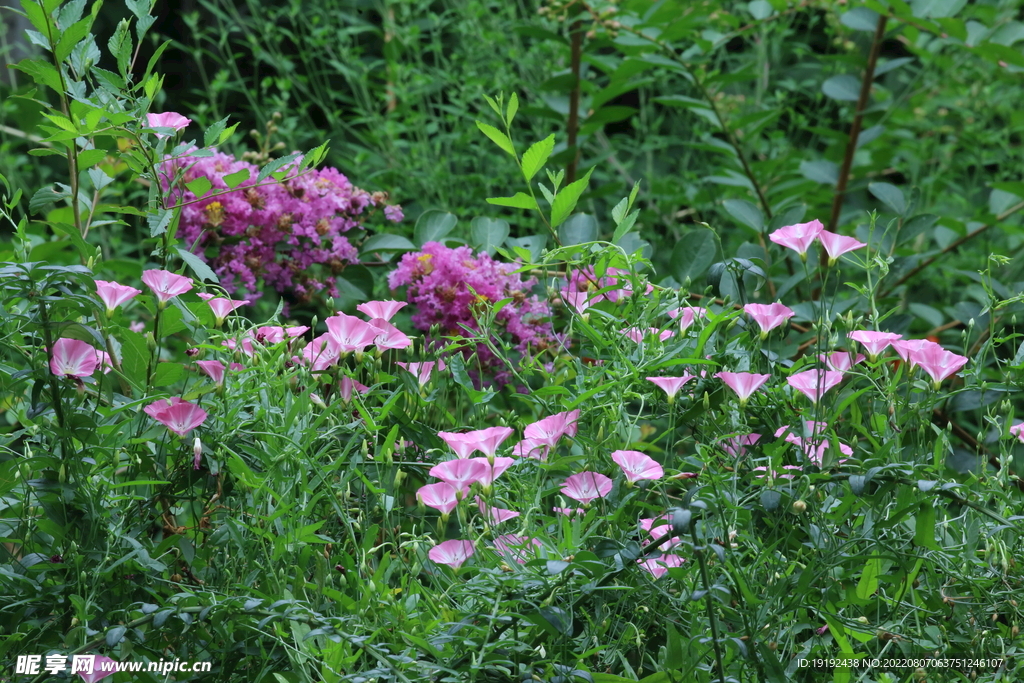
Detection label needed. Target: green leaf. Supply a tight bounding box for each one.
[448,354,495,404]
[185,176,212,199]
[855,556,881,600]
[55,17,93,63]
[748,0,773,19]
[223,168,250,189]
[107,19,132,76]
[671,227,722,284]
[12,57,63,92]
[550,167,594,228]
[335,265,373,300]
[176,247,219,283]
[989,188,1021,215]
[506,92,519,126]
[841,7,881,31]
[558,213,597,246]
[256,152,301,183]
[911,0,967,18]
[361,234,416,255]
[20,0,51,35]
[521,134,555,183]
[204,116,230,147]
[152,362,185,387]
[822,74,861,102]
[470,217,510,256]
[760,489,781,511]
[148,209,172,237]
[486,193,538,210]
[799,160,839,186]
[612,209,640,243]
[120,330,149,389]
[722,198,764,233]
[413,210,457,247]
[914,503,939,549]
[868,182,907,215]
[475,121,516,156]
[30,185,68,214]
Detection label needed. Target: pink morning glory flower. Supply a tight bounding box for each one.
[428,539,475,570]
[338,376,369,403]
[744,302,794,338]
[668,306,708,333]
[524,410,579,448]
[141,269,193,304]
[144,397,207,437]
[396,360,445,388]
[719,433,762,457]
[469,457,515,490]
[196,360,228,386]
[368,318,412,351]
[1010,423,1024,443]
[768,219,824,260]
[476,496,520,524]
[300,334,339,372]
[561,289,595,316]
[638,554,684,579]
[438,427,514,459]
[429,458,490,496]
[611,450,664,483]
[647,375,695,404]
[818,230,867,265]
[561,471,613,505]
[357,300,407,322]
[621,327,674,343]
[716,371,771,404]
[417,482,459,515]
[146,111,191,135]
[848,330,902,359]
[95,280,141,316]
[891,339,932,369]
[49,338,100,377]
[787,369,844,404]
[553,506,585,517]
[203,296,248,327]
[819,351,865,372]
[492,534,542,564]
[512,437,550,461]
[325,312,380,354]
[77,655,118,682]
[910,342,968,387]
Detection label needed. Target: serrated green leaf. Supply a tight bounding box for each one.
[176,247,218,283]
[55,17,93,63]
[612,209,639,242]
[611,196,628,225]
[256,152,301,183]
[550,167,594,228]
[185,176,212,199]
[521,134,555,183]
[475,121,516,156]
[223,168,250,189]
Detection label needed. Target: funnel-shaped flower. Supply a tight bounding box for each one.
[819,351,865,372]
[638,554,684,579]
[144,397,207,437]
[338,376,369,403]
[95,280,141,316]
[492,534,542,564]
[647,375,695,403]
[357,300,406,322]
[429,458,489,496]
[716,372,771,404]
[512,437,550,461]
[818,230,866,265]
[417,482,458,515]
[300,334,339,372]
[326,313,380,353]
[196,360,227,386]
[848,330,902,359]
[50,338,99,377]
[1010,423,1024,443]
[611,450,664,483]
[438,427,514,459]
[524,410,579,448]
[428,539,475,569]
[910,343,968,386]
[396,360,445,388]
[562,290,595,315]
[561,471,613,505]
[891,339,932,368]
[76,655,118,682]
[202,296,248,327]
[744,302,794,337]
[769,219,824,259]
[147,111,191,135]
[476,496,520,524]
[368,318,412,351]
[621,327,674,344]
[668,306,708,333]
[142,269,193,304]
[470,457,515,489]
[719,433,761,457]
[787,369,844,404]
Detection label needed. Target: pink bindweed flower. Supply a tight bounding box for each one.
[338,376,369,403]
[95,280,142,316]
[787,369,844,404]
[438,427,514,459]
[492,534,542,564]
[638,554,685,579]
[357,300,407,322]
[141,269,193,304]
[524,410,579,448]
[848,330,902,359]
[776,426,853,467]
[668,306,708,333]
[561,289,595,316]
[469,457,515,490]
[204,296,248,327]
[49,338,100,377]
[818,230,867,265]
[744,302,794,338]
[553,506,585,517]
[512,437,550,460]
[719,433,762,457]
[819,351,865,372]
[325,313,380,354]
[1010,423,1024,443]
[752,465,802,481]
[428,539,475,570]
[621,327,674,344]
[417,482,459,515]
[396,360,445,388]
[77,655,118,682]
[769,219,824,259]
[561,471,613,505]
[647,375,696,403]
[300,334,339,372]
[476,496,520,524]
[129,320,145,333]
[640,515,673,540]
[144,397,207,437]
[891,339,932,369]
[147,111,191,136]
[429,458,490,496]
[368,318,412,351]
[196,360,228,386]
[611,450,664,483]
[910,342,969,387]
[716,371,771,404]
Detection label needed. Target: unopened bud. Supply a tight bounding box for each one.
[792,500,807,513]
[193,437,203,469]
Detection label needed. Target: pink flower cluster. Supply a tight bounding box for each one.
[388,242,561,384]
[769,219,866,263]
[160,149,402,304]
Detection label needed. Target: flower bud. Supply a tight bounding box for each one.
[792,500,807,513]
[193,437,203,470]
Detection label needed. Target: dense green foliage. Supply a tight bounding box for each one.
[1,0,1024,682]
